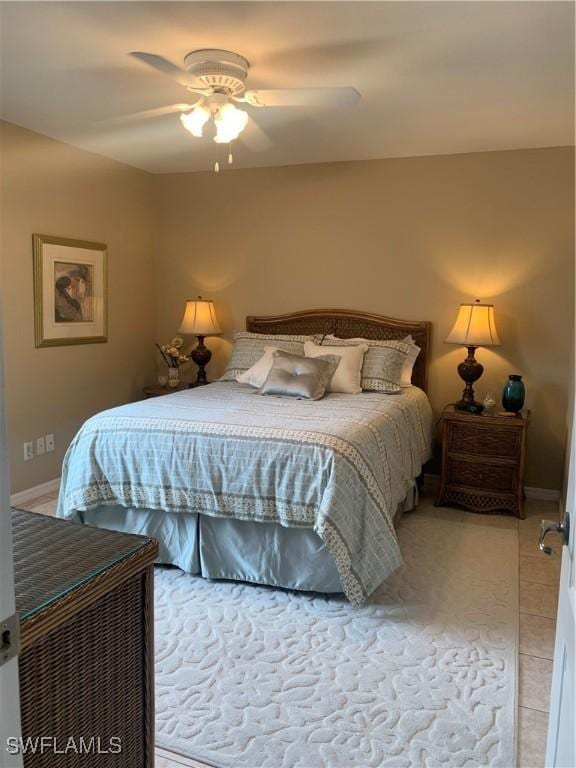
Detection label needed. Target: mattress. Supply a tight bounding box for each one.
[57,382,433,605]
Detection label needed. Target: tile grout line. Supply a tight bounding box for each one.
[519,703,550,715]
[518,651,555,663]
[519,652,553,661]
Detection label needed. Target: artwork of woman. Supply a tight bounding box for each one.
[54,276,82,322]
[53,263,94,323]
[34,234,106,347]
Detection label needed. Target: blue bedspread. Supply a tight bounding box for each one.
[58,383,432,605]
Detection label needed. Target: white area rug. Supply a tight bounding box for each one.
[154,507,518,768]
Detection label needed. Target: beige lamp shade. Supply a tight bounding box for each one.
[179,297,222,337]
[445,301,501,347]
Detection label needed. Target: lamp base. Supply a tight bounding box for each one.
[191,336,212,385]
[454,400,485,414]
[455,346,484,411]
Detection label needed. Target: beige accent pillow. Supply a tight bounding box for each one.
[236,346,283,388]
[259,350,341,400]
[304,340,367,394]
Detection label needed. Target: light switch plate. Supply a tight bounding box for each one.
[24,442,34,461]
[45,434,55,452]
[36,436,45,455]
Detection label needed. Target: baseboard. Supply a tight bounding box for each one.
[422,473,560,502]
[10,477,60,506]
[524,486,560,501]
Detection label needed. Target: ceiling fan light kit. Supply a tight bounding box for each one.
[129,48,361,171]
[180,104,210,137]
[180,100,249,143]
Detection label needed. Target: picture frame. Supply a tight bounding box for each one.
[33,234,108,347]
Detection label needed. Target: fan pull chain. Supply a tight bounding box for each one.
[228,143,233,165]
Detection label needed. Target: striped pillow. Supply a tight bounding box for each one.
[221,331,317,381]
[320,335,412,393]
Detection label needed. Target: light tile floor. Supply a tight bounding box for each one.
[18,489,560,768]
[516,499,561,768]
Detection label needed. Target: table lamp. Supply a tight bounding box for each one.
[445,299,501,411]
[179,297,222,385]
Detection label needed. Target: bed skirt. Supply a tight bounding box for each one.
[74,483,418,595]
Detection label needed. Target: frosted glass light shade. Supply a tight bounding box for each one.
[179,298,222,337]
[180,105,210,137]
[213,103,248,143]
[445,302,501,347]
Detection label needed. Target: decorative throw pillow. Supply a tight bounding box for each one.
[400,335,421,387]
[258,350,340,400]
[321,335,412,393]
[236,346,286,388]
[221,332,314,381]
[304,340,367,395]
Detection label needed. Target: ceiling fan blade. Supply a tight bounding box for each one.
[242,87,361,108]
[129,52,207,93]
[240,118,273,152]
[98,102,200,126]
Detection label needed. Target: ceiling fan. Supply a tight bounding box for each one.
[127,48,361,171]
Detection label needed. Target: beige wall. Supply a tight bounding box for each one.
[1,128,572,493]
[1,122,156,493]
[155,147,575,490]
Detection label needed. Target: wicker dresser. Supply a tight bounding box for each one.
[436,406,529,518]
[12,509,158,768]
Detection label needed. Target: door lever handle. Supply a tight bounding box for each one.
[539,516,570,556]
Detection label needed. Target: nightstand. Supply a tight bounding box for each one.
[436,406,529,518]
[143,382,212,398]
[142,383,189,398]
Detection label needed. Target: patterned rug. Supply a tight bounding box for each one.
[154,506,518,767]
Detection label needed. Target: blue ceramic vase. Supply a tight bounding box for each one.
[502,374,525,413]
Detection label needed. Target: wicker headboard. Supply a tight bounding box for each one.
[246,308,431,392]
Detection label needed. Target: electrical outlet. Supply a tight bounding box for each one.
[24,441,34,461]
[45,433,55,453]
[36,436,46,456]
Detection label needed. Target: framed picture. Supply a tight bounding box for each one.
[33,234,108,347]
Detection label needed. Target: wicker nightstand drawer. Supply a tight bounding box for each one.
[447,421,521,459]
[436,407,528,518]
[447,456,517,494]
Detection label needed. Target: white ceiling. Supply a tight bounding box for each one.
[1,1,574,174]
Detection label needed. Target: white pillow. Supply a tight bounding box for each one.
[401,335,421,387]
[236,346,283,388]
[304,341,367,394]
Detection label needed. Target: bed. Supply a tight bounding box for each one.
[57,309,433,606]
